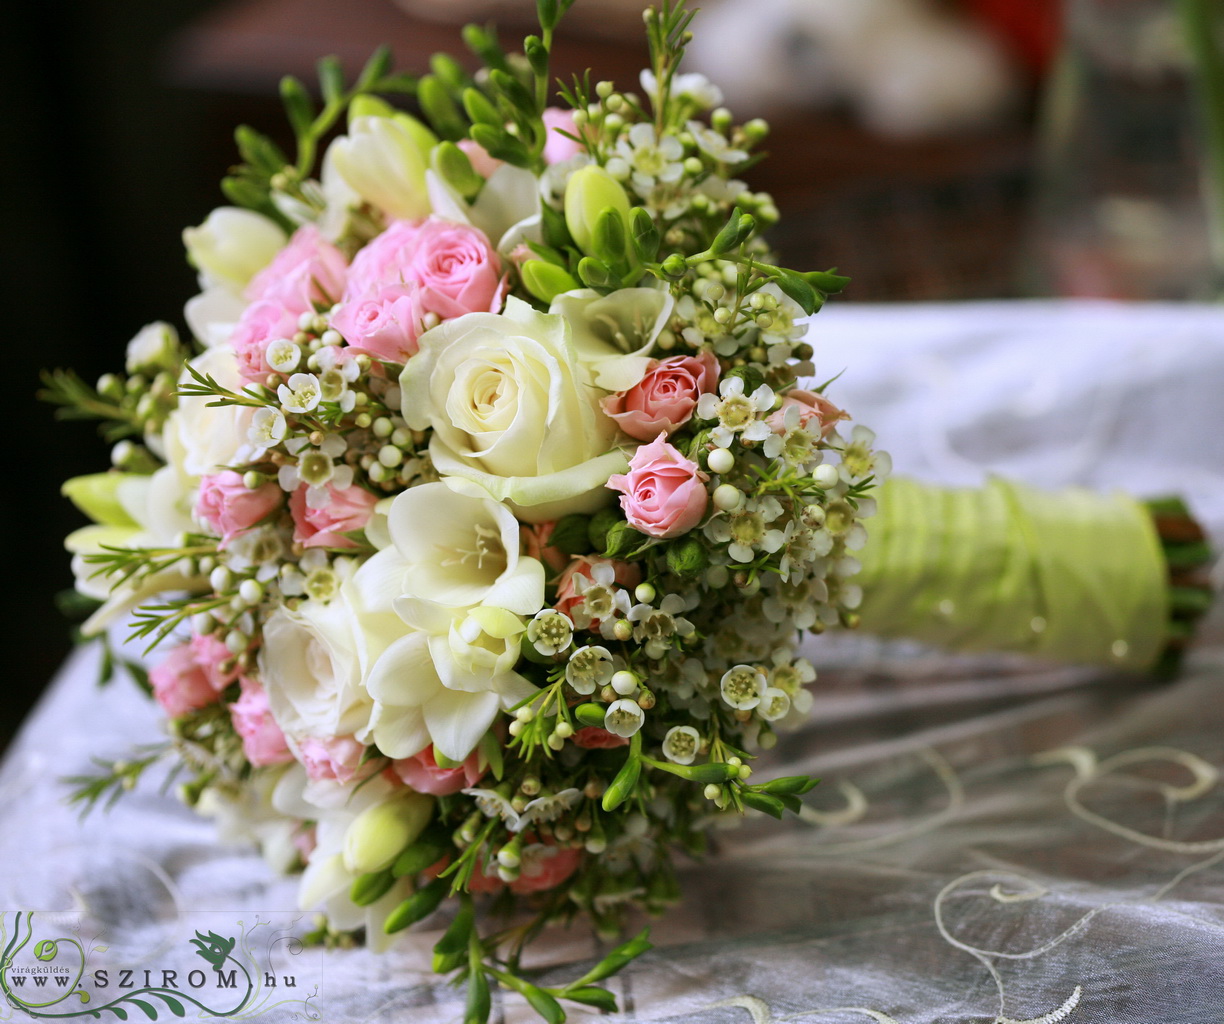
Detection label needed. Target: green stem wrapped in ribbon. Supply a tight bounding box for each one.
[856,477,1212,673]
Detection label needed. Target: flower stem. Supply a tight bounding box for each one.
[1179,0,1224,291]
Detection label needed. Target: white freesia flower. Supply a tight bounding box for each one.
[259,573,404,746]
[399,297,628,522]
[196,768,300,874]
[183,206,286,293]
[176,346,258,475]
[364,601,535,762]
[548,287,675,392]
[352,479,544,615]
[183,286,247,349]
[328,111,434,221]
[125,321,179,375]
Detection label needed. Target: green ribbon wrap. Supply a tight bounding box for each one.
[855,477,1169,671]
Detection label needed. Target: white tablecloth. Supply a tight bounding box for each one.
[3,301,1223,1023]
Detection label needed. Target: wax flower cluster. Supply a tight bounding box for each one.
[48,1,885,1017]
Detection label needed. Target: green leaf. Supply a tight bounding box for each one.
[549,514,592,555]
[521,983,565,1024]
[756,774,820,795]
[601,753,641,812]
[432,897,475,972]
[318,55,344,104]
[740,791,785,819]
[469,122,530,165]
[804,269,851,294]
[602,520,642,559]
[572,927,652,986]
[479,731,505,781]
[587,508,620,552]
[279,76,315,139]
[234,124,287,173]
[462,23,510,74]
[770,267,820,314]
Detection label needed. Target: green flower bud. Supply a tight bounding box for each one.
[666,535,709,578]
[565,165,632,258]
[520,260,581,304]
[432,141,484,200]
[660,253,688,278]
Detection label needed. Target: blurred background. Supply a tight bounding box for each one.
[6,0,1221,753]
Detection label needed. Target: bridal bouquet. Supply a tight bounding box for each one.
[45,1,884,1016]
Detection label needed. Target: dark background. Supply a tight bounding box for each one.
[3,0,1045,754]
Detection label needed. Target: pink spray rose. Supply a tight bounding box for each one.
[601,350,720,441]
[329,284,425,363]
[195,470,283,545]
[189,631,242,692]
[228,299,300,382]
[289,483,380,549]
[409,217,507,322]
[606,434,709,539]
[297,735,370,784]
[230,678,293,766]
[150,643,221,718]
[542,107,584,165]
[343,219,423,298]
[244,224,348,313]
[767,388,850,439]
[508,845,583,894]
[391,746,484,796]
[570,727,630,750]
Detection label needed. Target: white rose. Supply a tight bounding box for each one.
[176,346,256,476]
[259,577,405,745]
[182,206,286,293]
[399,297,629,522]
[352,479,544,616]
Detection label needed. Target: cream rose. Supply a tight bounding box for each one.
[399,297,628,521]
[258,576,405,746]
[176,346,257,476]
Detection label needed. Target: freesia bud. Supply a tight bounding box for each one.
[61,473,141,528]
[343,792,434,875]
[182,207,286,292]
[329,106,437,221]
[564,165,632,259]
[520,260,581,304]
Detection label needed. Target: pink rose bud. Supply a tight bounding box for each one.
[542,107,584,165]
[768,389,850,439]
[607,434,709,539]
[520,522,570,573]
[245,224,348,313]
[189,631,242,691]
[150,644,220,718]
[196,470,283,545]
[297,735,369,784]
[602,350,720,441]
[230,678,293,766]
[570,726,630,749]
[457,138,504,178]
[330,284,425,364]
[509,845,583,894]
[391,746,484,796]
[289,483,380,549]
[229,299,300,382]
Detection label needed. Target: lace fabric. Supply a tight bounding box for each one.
[2,300,1221,1023]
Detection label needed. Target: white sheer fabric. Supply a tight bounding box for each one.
[3,300,1222,1023]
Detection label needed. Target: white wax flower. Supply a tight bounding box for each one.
[399,297,628,522]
